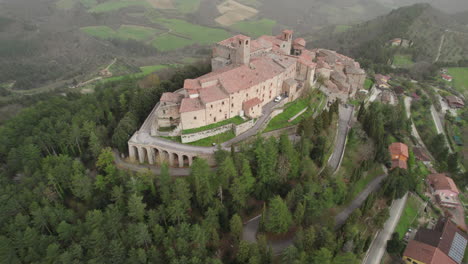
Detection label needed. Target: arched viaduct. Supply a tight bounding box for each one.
[128,131,217,168]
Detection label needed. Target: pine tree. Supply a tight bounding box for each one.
[265,196,292,234]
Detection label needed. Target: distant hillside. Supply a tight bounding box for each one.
[311,4,468,66]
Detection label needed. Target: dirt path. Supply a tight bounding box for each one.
[434,31,446,62]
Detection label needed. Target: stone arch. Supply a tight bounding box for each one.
[171,152,179,167]
[153,148,160,164]
[161,150,170,163]
[138,147,147,164]
[131,145,139,162]
[183,155,190,167]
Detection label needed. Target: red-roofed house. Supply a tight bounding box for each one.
[389,142,409,170]
[442,74,453,82]
[427,173,460,207]
[403,218,468,264]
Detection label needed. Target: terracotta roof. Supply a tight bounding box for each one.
[199,85,228,104]
[258,35,284,49]
[404,240,458,264]
[428,173,460,194]
[293,38,306,47]
[389,142,409,158]
[160,92,184,104]
[392,159,407,170]
[446,96,464,106]
[218,34,250,47]
[442,74,453,80]
[180,98,204,113]
[193,57,287,94]
[412,218,468,264]
[250,39,273,53]
[243,97,262,111]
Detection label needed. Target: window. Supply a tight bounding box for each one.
[214,117,217,122]
[222,101,225,105]
[246,40,249,45]
[225,114,227,119]
[163,110,166,114]
[232,103,234,107]
[219,109,221,113]
[194,116,197,120]
[211,105,213,109]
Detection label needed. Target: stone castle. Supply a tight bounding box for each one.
[154,30,365,132]
[127,30,365,167]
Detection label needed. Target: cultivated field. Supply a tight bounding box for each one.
[231,18,276,37]
[88,1,151,13]
[145,0,174,9]
[56,0,76,10]
[81,25,161,41]
[447,67,468,97]
[150,18,231,51]
[215,0,258,26]
[393,54,414,68]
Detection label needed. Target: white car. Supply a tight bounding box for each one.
[274,96,282,102]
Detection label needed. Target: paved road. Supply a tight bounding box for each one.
[129,100,281,156]
[328,105,354,172]
[430,105,452,153]
[362,193,408,264]
[335,173,388,229]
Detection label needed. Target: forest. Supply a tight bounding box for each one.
[0,60,424,263]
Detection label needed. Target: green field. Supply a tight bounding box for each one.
[175,0,200,13]
[56,0,76,10]
[183,116,246,134]
[393,54,414,68]
[150,18,231,51]
[101,64,177,83]
[88,0,150,13]
[447,67,468,96]
[81,25,160,41]
[188,131,236,147]
[334,25,351,34]
[364,78,373,90]
[231,19,276,37]
[151,34,193,51]
[264,92,325,132]
[395,195,420,239]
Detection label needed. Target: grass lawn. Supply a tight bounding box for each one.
[393,54,414,68]
[88,1,150,13]
[364,78,373,90]
[334,25,351,34]
[81,25,160,41]
[161,130,236,146]
[188,131,236,146]
[175,0,200,13]
[183,116,246,134]
[151,34,194,51]
[150,18,231,51]
[447,67,468,97]
[264,92,325,132]
[231,19,276,37]
[395,195,420,239]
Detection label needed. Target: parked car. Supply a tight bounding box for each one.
[274,96,282,102]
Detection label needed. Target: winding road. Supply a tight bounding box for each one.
[362,193,408,264]
[241,103,382,255]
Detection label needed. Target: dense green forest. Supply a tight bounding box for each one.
[0,59,426,263]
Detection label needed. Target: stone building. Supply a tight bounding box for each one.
[153,30,365,131]
[128,30,366,166]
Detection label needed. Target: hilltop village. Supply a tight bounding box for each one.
[153,30,365,132]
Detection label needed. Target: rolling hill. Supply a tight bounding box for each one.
[310,4,468,65]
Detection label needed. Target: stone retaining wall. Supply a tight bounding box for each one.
[234,119,255,136]
[181,123,233,143]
